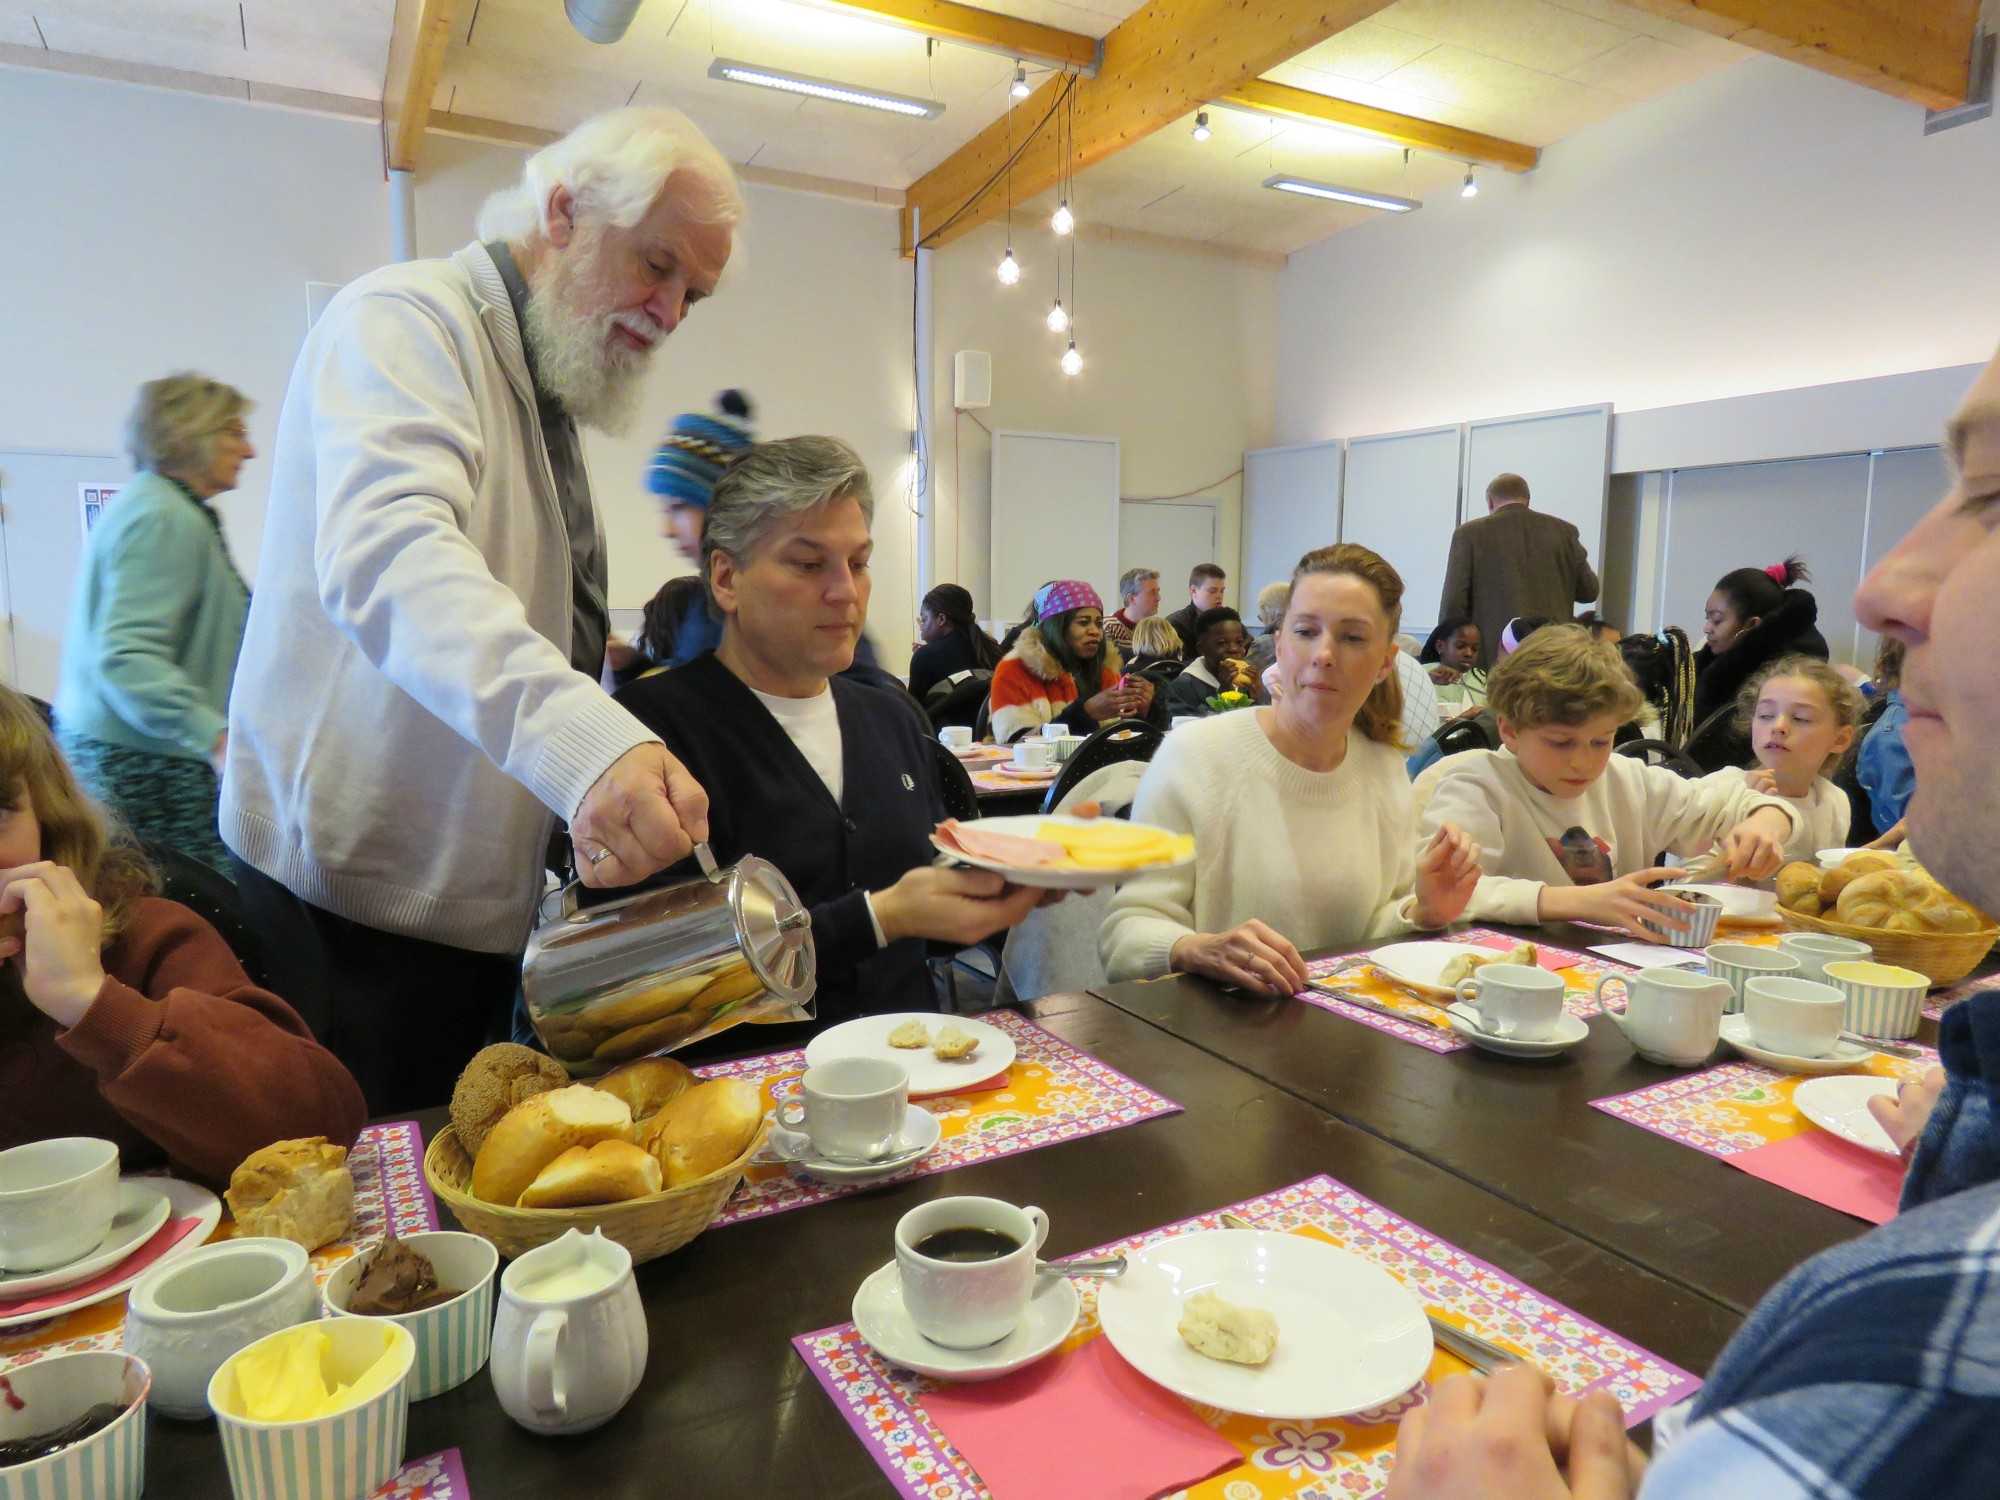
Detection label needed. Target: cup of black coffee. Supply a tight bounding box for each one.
[894,1196,1050,1349]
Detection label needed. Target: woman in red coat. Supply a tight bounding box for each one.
[987,580,1155,743]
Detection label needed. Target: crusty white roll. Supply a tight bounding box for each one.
[517,1140,663,1209]
[637,1077,765,1187]
[450,1043,570,1157]
[591,1056,695,1131]
[226,1137,355,1251]
[471,1085,633,1206]
[1819,851,1901,906]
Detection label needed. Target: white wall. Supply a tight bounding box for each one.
[1275,56,2000,444]
[929,219,1279,636]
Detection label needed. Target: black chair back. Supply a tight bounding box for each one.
[973,694,995,743]
[1430,712,1499,759]
[1614,738,1704,779]
[924,669,993,731]
[1132,658,1185,685]
[927,738,982,822]
[1042,718,1164,815]
[140,841,272,990]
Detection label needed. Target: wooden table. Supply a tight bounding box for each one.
[1090,920,1973,1315]
[145,990,1742,1498]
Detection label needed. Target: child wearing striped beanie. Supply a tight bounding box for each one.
[648,389,755,557]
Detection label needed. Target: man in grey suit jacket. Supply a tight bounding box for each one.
[1439,473,1600,667]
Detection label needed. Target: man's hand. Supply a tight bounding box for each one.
[871,866,1045,945]
[571,743,711,887]
[1171,920,1308,996]
[1387,1366,1640,1500]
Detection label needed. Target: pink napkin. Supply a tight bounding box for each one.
[917,1338,1243,1500]
[915,1069,1011,1099]
[1726,1133,1904,1223]
[0,1216,203,1318]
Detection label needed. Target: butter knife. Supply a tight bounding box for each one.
[1306,979,1453,1032]
[1216,1212,1521,1374]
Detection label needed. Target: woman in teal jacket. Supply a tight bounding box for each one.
[55,374,254,872]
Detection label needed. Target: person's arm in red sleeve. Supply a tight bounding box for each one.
[56,900,368,1185]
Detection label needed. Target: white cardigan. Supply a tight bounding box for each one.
[221,243,657,953]
[1099,710,1422,983]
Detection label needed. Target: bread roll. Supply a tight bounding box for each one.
[471,1085,634,1206]
[1177,1290,1277,1365]
[1820,851,1900,906]
[593,1056,694,1129]
[638,1077,765,1187]
[1776,862,1821,913]
[1840,869,1990,933]
[226,1138,355,1251]
[451,1043,570,1157]
[517,1140,663,1209]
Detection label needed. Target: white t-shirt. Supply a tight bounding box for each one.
[750,685,844,804]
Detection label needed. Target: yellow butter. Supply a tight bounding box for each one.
[229,1325,404,1423]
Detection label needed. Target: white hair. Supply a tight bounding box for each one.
[476,106,744,244]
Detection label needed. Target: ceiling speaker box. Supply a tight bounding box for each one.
[954,350,992,409]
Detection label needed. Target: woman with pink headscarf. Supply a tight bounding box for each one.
[988,580,1155,743]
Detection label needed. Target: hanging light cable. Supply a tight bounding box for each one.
[1060,173,1081,374]
[998,92,1020,283]
[1051,78,1074,234]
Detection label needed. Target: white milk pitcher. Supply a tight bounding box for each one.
[491,1228,647,1436]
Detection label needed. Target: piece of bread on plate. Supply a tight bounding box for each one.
[226,1137,355,1250]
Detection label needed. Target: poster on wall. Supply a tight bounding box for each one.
[78,483,121,538]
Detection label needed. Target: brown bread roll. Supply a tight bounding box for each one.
[592,1056,695,1130]
[1776,862,1822,913]
[450,1043,570,1157]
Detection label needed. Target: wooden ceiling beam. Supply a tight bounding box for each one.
[1618,0,1980,109]
[381,0,459,173]
[1222,79,1538,173]
[803,0,1099,72]
[899,0,1400,256]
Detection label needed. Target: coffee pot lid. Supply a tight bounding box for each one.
[731,855,815,1004]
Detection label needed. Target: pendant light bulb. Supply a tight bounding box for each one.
[1191,111,1211,142]
[1061,340,1082,376]
[1460,167,1478,198]
[1010,64,1031,100]
[1051,200,1073,236]
[997,247,1020,285]
[1046,298,1069,333]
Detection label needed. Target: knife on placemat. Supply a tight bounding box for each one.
[1306,979,1455,1032]
[1216,1211,1525,1375]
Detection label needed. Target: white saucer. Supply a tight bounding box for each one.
[1445,1006,1589,1058]
[1794,1074,1902,1157]
[852,1260,1079,1381]
[771,1106,943,1184]
[1720,1016,1873,1075]
[0,1178,221,1329]
[804,1012,1016,1097]
[0,1180,171,1298]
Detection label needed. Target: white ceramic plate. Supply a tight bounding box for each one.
[0,1181,171,1298]
[931,814,1195,891]
[1793,1074,1902,1156]
[1445,1007,1590,1059]
[1096,1229,1432,1420]
[1665,883,1780,925]
[1720,1016,1873,1075]
[769,1105,943,1184]
[1366,941,1543,1001]
[0,1178,221,1329]
[804,1012,1017,1097]
[852,1260,1079,1381]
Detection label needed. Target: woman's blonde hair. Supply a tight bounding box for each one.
[0,688,153,942]
[1736,656,1866,771]
[1131,615,1182,657]
[1488,626,1645,729]
[125,373,251,479]
[1287,544,1406,746]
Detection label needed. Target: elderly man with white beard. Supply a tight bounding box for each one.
[221,107,736,1112]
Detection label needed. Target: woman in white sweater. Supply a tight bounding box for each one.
[1100,545,1481,993]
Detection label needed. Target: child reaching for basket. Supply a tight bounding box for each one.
[1417,627,1798,941]
[1701,656,1863,863]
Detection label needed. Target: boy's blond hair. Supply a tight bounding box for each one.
[1488,626,1644,730]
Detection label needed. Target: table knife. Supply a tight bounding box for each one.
[1306,979,1454,1031]
[1840,1030,1926,1060]
[1216,1212,1522,1374]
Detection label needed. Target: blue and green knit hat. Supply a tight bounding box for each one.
[646,389,755,509]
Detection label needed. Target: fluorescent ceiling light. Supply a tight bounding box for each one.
[707,58,945,119]
[1261,174,1419,213]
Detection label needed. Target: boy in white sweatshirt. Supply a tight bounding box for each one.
[1418,628,1796,939]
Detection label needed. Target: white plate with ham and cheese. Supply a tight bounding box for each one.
[931,815,1197,890]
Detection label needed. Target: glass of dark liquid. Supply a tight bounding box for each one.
[893,1196,1050,1348]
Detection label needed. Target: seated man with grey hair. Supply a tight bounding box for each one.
[1245,580,1290,677]
[1105,567,1161,651]
[222,106,738,1112]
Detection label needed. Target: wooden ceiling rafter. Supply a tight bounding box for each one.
[1220,79,1538,174]
[801,0,1100,72]
[382,0,460,173]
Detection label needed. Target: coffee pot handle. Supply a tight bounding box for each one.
[525,1309,569,1419]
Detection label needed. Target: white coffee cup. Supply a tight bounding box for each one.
[123,1237,318,1420]
[1452,964,1566,1041]
[894,1196,1050,1349]
[1776,933,1873,983]
[491,1229,646,1437]
[0,1137,120,1272]
[938,726,973,749]
[775,1057,909,1162]
[1041,722,1069,740]
[1703,943,1800,1014]
[1744,975,1848,1058]
[1594,968,1729,1067]
[1012,740,1054,770]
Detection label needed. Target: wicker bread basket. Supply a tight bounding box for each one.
[1777,908,1999,987]
[423,1122,765,1264]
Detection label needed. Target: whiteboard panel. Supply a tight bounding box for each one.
[990,432,1120,622]
[1341,426,1463,637]
[0,450,133,698]
[1243,440,1342,597]
[1119,502,1217,608]
[1856,445,1948,664]
[1464,405,1611,575]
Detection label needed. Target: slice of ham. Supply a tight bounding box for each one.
[935,819,1067,866]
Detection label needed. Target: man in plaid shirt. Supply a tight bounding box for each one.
[1388,346,2000,1499]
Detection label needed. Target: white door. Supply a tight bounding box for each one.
[1118,501,1219,611]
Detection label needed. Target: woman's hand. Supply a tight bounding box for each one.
[1123,676,1156,716]
[0,862,109,1029]
[1716,806,1791,880]
[1170,920,1308,997]
[871,866,1045,946]
[1411,823,1482,929]
[1867,1065,1946,1160]
[1083,688,1130,723]
[1541,867,1692,942]
[1428,664,1462,687]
